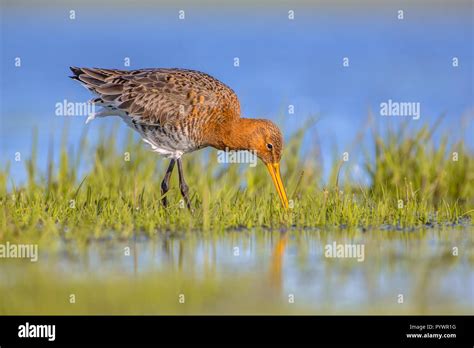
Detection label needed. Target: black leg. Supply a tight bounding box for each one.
[177,158,192,210]
[161,159,175,207]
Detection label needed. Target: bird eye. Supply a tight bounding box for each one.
[267,143,273,150]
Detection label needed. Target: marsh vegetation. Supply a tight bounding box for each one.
[0,119,472,314]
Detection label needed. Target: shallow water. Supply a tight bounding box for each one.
[1,227,472,314]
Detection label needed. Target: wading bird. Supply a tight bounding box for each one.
[70,67,288,209]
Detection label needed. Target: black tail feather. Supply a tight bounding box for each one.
[69,66,83,77]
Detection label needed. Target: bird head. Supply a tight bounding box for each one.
[248,120,289,209]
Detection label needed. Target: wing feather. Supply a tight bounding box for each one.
[70,67,241,126]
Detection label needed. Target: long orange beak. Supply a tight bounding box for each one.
[266,162,289,209]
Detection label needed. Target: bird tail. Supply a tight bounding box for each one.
[69,66,110,93]
[70,67,126,124]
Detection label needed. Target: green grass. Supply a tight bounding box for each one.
[0,118,472,241]
[1,120,473,315]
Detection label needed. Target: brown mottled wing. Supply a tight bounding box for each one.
[70,67,241,126]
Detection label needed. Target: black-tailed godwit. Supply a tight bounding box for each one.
[70,67,289,209]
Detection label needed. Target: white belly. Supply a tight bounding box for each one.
[119,114,190,159]
[87,103,194,159]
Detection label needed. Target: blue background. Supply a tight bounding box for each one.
[1,1,473,184]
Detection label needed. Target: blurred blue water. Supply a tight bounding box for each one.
[1,3,473,184]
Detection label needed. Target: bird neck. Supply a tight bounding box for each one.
[208,117,260,152]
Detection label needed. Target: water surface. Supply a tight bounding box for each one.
[1,227,472,314]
